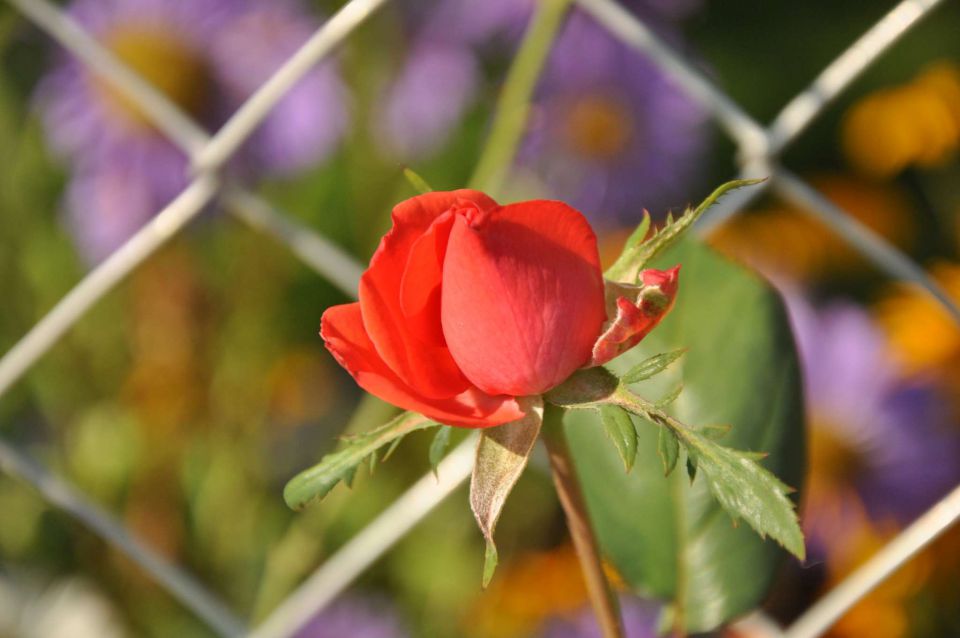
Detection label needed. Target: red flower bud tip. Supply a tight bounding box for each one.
[320,190,607,428]
[588,266,680,367]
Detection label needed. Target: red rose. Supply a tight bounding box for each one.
[321,190,607,427]
[321,190,680,427]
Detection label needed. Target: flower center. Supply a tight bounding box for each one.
[99,25,209,128]
[809,417,866,487]
[562,94,634,160]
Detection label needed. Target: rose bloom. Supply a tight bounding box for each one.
[321,190,678,428]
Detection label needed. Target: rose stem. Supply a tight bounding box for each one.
[542,405,624,638]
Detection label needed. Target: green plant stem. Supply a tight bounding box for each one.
[541,405,624,638]
[468,0,573,194]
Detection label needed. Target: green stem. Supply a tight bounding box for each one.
[468,0,573,194]
[541,405,624,638]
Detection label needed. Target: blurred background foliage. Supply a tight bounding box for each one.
[1,0,960,636]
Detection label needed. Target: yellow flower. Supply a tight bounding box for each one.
[463,545,622,638]
[843,62,960,178]
[824,518,932,638]
[709,175,916,282]
[875,261,960,376]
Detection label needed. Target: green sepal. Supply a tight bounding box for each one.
[544,367,619,408]
[599,404,638,472]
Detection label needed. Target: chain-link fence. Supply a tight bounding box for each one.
[1,0,958,636]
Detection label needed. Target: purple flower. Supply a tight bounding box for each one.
[378,1,708,227]
[541,596,659,638]
[35,0,348,262]
[522,12,707,228]
[294,596,408,638]
[783,291,960,552]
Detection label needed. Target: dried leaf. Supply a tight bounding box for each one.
[470,399,544,586]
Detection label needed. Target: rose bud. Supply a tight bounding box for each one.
[321,190,679,428]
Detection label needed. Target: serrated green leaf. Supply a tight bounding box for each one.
[284,412,437,510]
[605,179,764,283]
[681,431,804,560]
[402,168,433,194]
[429,426,453,476]
[622,349,687,383]
[470,401,543,585]
[599,404,638,471]
[657,427,680,476]
[568,238,805,633]
[655,383,683,408]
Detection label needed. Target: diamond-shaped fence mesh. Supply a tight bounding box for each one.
[1,0,959,637]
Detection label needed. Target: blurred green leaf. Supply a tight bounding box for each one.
[402,168,434,194]
[284,412,437,510]
[567,239,805,633]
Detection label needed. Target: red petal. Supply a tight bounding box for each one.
[441,200,606,396]
[589,266,680,366]
[398,212,456,346]
[321,302,524,428]
[359,190,497,398]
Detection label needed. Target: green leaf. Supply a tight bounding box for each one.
[402,168,433,194]
[685,454,698,483]
[567,238,805,633]
[470,401,543,586]
[429,426,453,476]
[657,427,680,476]
[654,383,683,408]
[482,540,499,589]
[621,349,686,383]
[697,424,733,441]
[605,179,764,283]
[599,404,638,471]
[681,431,804,559]
[284,412,437,510]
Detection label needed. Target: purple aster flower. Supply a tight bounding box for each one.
[294,595,408,638]
[541,596,659,638]
[783,291,960,553]
[522,11,707,228]
[378,1,707,227]
[35,0,348,262]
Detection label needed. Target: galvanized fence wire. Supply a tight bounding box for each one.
[0,0,959,637]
